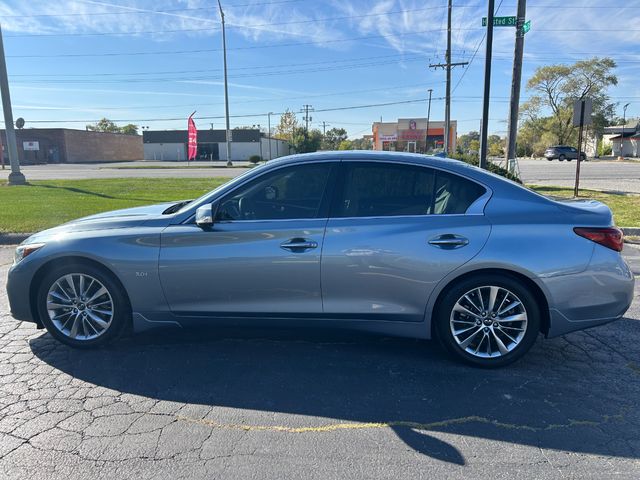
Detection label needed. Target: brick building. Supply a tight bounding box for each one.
[0,128,143,164]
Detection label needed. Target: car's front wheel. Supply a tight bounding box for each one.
[435,274,540,367]
[36,263,129,348]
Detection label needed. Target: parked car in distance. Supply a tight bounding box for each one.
[544,145,587,161]
[7,151,634,367]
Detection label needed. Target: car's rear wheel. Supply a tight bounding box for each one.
[36,263,129,348]
[435,274,540,368]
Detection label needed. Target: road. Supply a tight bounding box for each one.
[4,158,640,193]
[1,244,639,479]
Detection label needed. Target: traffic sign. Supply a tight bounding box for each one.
[522,20,531,34]
[482,16,517,27]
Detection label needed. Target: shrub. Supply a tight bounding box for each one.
[248,155,262,164]
[448,152,522,184]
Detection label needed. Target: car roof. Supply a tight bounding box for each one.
[264,150,549,204]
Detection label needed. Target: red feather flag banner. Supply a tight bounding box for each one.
[187,112,197,162]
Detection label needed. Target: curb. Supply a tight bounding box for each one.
[0,233,31,245]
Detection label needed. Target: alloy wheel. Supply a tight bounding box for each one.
[46,273,114,341]
[449,285,528,359]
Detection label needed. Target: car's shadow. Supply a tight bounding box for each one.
[30,320,640,465]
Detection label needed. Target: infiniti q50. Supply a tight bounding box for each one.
[7,152,634,367]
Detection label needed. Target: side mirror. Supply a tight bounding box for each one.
[195,203,215,228]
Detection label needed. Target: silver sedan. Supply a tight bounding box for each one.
[6,152,634,367]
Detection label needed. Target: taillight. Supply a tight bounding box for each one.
[574,227,624,252]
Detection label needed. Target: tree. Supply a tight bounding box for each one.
[338,139,353,150]
[274,109,299,143]
[86,118,139,135]
[119,124,139,135]
[322,127,348,150]
[457,131,480,154]
[487,135,504,157]
[291,127,322,153]
[86,118,120,133]
[521,57,618,145]
[351,137,373,150]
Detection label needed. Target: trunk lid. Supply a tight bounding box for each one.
[552,198,614,227]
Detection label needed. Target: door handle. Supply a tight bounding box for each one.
[280,238,318,252]
[428,234,469,249]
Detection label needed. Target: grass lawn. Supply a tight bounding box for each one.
[0,178,638,234]
[529,185,640,228]
[0,178,227,233]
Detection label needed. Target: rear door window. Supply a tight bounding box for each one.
[332,162,486,217]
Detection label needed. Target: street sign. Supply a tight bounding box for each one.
[573,98,593,127]
[482,16,517,27]
[522,20,531,34]
[23,141,39,151]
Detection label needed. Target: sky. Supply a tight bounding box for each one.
[0,0,639,138]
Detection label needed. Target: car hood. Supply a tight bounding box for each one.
[23,202,181,244]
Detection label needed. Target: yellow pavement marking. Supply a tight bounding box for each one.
[177,412,624,434]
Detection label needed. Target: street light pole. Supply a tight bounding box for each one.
[217,1,232,167]
[621,103,630,158]
[426,88,433,153]
[479,0,495,170]
[267,112,273,161]
[0,24,25,185]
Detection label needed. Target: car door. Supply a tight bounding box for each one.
[159,161,336,317]
[567,147,578,159]
[321,161,491,322]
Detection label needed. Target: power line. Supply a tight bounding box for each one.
[0,0,311,19]
[6,28,449,57]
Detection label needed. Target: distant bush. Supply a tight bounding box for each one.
[248,155,262,164]
[598,142,612,156]
[448,152,522,184]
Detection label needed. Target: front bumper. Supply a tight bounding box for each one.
[6,262,36,324]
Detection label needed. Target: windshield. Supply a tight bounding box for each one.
[175,162,273,214]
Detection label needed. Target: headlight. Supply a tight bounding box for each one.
[14,243,45,265]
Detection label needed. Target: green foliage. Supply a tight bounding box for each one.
[274,109,299,143]
[338,140,353,150]
[119,124,139,135]
[86,118,139,135]
[350,137,373,150]
[322,128,348,150]
[457,131,480,154]
[598,141,612,156]
[448,153,522,184]
[291,127,323,153]
[487,135,504,157]
[521,57,618,148]
[248,155,262,163]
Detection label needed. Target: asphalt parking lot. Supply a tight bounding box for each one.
[1,245,639,479]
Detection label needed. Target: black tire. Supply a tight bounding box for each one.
[36,262,130,348]
[558,154,566,161]
[434,274,541,368]
[580,154,586,161]
[546,158,553,161]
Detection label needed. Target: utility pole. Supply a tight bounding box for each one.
[267,112,273,160]
[301,105,313,138]
[429,0,467,156]
[0,24,25,185]
[217,1,232,167]
[505,0,527,173]
[322,121,331,137]
[621,103,630,158]
[426,88,433,153]
[479,0,495,170]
